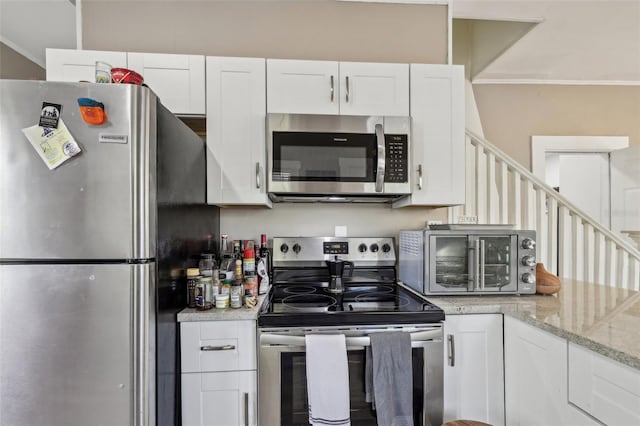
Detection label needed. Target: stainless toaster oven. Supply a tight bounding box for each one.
[399,225,536,295]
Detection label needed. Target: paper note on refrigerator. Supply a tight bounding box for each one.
[22,119,81,170]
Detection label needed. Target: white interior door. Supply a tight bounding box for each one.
[545,152,610,226]
[611,145,640,233]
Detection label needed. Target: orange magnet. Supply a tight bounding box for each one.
[77,98,107,125]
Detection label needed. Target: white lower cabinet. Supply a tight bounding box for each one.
[504,316,570,425]
[182,371,257,426]
[443,314,505,425]
[181,320,257,426]
[569,342,640,425]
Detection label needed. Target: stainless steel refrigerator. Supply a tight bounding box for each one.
[0,80,218,426]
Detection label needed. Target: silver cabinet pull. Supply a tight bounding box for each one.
[345,76,350,102]
[330,75,335,102]
[417,164,423,190]
[374,123,385,193]
[244,392,249,426]
[447,334,455,367]
[200,344,235,351]
[255,162,261,189]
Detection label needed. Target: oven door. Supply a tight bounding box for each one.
[258,325,443,426]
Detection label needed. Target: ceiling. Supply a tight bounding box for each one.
[1,0,639,83]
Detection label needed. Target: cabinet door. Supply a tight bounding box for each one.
[45,48,127,83]
[266,59,339,114]
[394,64,465,207]
[206,57,271,206]
[444,314,505,425]
[569,342,640,425]
[338,62,409,116]
[127,52,205,115]
[182,371,257,426]
[504,317,569,425]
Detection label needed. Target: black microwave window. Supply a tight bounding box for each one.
[272,132,376,182]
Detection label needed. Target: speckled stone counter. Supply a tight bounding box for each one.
[424,279,640,370]
[177,292,269,322]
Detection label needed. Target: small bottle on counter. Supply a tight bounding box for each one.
[244,289,257,308]
[186,268,200,308]
[242,247,256,277]
[230,259,244,308]
[195,276,213,311]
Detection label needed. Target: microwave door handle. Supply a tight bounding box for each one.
[375,123,386,192]
[480,239,486,290]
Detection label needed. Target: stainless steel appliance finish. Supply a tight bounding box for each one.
[258,236,444,425]
[259,324,443,426]
[0,80,212,426]
[267,113,411,202]
[399,226,537,295]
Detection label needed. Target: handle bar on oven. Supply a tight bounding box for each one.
[260,328,442,347]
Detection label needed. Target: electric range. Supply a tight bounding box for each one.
[257,236,445,327]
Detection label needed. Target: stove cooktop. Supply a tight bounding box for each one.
[257,282,445,327]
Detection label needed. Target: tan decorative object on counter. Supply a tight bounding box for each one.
[536,263,561,295]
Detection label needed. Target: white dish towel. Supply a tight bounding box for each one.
[305,334,351,426]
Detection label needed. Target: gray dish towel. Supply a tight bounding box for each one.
[367,331,413,426]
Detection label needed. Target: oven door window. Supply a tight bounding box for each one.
[272,132,376,182]
[479,235,518,292]
[429,235,472,292]
[279,348,424,426]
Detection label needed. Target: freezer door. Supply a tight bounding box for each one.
[0,263,155,426]
[0,80,156,260]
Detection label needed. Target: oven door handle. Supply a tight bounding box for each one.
[260,328,442,347]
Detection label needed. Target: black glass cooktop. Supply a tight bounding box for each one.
[258,282,444,327]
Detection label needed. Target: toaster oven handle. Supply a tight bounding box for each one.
[261,328,442,347]
[472,239,480,290]
[375,123,386,192]
[480,239,486,290]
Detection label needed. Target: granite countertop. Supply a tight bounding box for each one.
[426,279,640,370]
[177,292,269,322]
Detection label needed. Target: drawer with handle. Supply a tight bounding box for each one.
[181,320,257,373]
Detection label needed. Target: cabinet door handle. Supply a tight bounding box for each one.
[345,76,350,103]
[255,162,261,189]
[447,334,455,367]
[200,344,235,351]
[417,164,423,190]
[244,392,250,426]
[330,75,335,102]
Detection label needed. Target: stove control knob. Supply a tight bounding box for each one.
[382,243,391,253]
[280,243,289,254]
[521,238,536,250]
[292,243,301,254]
[521,273,536,284]
[370,243,379,253]
[521,255,536,267]
[358,243,368,253]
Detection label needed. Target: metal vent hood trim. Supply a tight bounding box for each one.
[268,193,408,203]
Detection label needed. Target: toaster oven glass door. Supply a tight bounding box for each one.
[428,234,518,293]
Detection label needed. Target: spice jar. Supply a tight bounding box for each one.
[186,268,200,308]
[195,276,213,310]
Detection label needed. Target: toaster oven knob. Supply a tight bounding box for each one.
[382,243,391,253]
[370,243,379,253]
[521,238,536,250]
[521,255,536,267]
[358,243,368,253]
[280,243,289,254]
[292,243,301,254]
[521,273,536,284]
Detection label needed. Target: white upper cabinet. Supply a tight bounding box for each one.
[444,314,505,426]
[46,48,127,83]
[394,64,465,207]
[338,61,409,116]
[266,59,408,116]
[127,52,205,115]
[206,56,271,207]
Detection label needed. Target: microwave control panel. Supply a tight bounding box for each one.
[385,135,408,183]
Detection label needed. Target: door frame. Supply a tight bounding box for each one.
[531,135,629,180]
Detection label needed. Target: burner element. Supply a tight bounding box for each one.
[282,285,317,295]
[281,294,338,312]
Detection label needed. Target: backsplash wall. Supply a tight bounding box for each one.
[220,204,447,242]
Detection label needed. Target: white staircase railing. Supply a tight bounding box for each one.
[449,130,640,290]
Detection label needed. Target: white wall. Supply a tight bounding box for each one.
[220,203,447,242]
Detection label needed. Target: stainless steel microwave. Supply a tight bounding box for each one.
[399,225,537,295]
[267,113,411,202]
